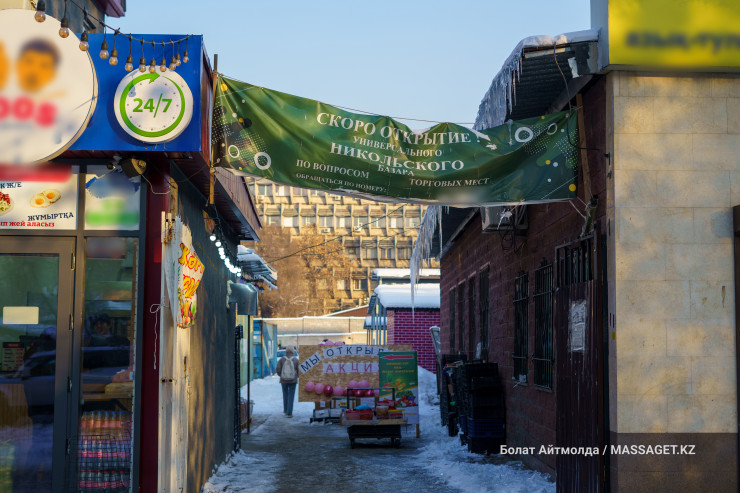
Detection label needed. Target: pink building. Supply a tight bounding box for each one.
[368,284,440,374]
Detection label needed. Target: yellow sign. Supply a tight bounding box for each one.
[608,0,740,69]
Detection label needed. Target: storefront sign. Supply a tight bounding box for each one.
[298,344,411,402]
[0,166,78,229]
[379,351,419,416]
[0,9,97,164]
[114,70,193,143]
[213,78,579,206]
[608,0,740,69]
[84,166,141,230]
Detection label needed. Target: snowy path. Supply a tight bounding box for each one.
[203,369,555,493]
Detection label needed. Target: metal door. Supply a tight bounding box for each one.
[0,237,75,492]
[555,234,604,493]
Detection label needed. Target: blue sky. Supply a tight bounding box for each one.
[112,1,591,127]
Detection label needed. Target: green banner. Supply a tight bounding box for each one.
[212,77,578,206]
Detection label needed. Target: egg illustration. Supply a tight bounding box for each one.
[30,194,50,208]
[42,189,61,203]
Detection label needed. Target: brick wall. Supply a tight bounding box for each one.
[439,78,607,476]
[387,309,440,374]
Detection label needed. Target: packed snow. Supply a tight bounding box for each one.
[203,367,555,493]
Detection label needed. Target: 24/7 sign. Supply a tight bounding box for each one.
[114,71,193,144]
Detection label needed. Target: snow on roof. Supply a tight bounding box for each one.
[372,268,440,278]
[475,29,599,130]
[374,284,440,309]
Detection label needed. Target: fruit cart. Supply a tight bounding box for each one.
[342,387,406,448]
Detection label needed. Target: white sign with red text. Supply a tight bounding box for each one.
[0,166,78,229]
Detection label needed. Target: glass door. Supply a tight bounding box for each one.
[0,237,74,493]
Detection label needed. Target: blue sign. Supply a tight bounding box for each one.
[70,34,205,153]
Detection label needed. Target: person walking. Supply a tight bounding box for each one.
[276,347,299,417]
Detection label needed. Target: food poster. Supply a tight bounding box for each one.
[162,217,204,328]
[297,344,411,403]
[379,351,419,424]
[0,165,78,229]
[84,166,141,230]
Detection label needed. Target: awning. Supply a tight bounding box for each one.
[228,281,259,316]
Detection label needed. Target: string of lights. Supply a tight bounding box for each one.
[31,0,191,73]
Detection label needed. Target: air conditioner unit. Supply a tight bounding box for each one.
[480,206,528,233]
[320,228,331,233]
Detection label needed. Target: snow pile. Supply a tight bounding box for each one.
[202,450,283,493]
[240,374,314,421]
[475,29,599,130]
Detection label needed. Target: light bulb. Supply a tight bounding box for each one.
[175,54,181,66]
[215,240,222,248]
[34,0,46,22]
[159,58,167,72]
[209,234,216,242]
[124,55,133,71]
[59,18,70,38]
[149,58,156,73]
[99,40,109,60]
[183,50,189,64]
[109,48,118,66]
[169,57,177,71]
[79,32,89,51]
[138,56,147,72]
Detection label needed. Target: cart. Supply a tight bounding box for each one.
[346,419,406,448]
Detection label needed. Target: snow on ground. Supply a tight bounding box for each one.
[203,368,555,493]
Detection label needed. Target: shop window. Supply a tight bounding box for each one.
[467,277,476,356]
[513,271,529,383]
[257,184,271,196]
[352,278,368,291]
[300,216,316,226]
[478,267,490,358]
[380,247,394,259]
[449,289,456,352]
[80,237,138,484]
[319,216,333,227]
[361,248,377,260]
[533,260,554,390]
[282,216,299,227]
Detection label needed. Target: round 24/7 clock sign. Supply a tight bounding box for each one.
[114,70,193,143]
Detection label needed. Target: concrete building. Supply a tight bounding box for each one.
[246,179,433,311]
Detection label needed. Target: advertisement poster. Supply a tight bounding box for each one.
[84,167,141,230]
[379,351,419,424]
[163,218,205,328]
[297,344,411,403]
[0,166,78,229]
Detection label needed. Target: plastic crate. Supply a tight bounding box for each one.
[467,418,505,439]
[466,405,506,420]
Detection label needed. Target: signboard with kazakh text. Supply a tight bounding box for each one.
[0,165,78,229]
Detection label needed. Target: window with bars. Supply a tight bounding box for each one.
[533,260,554,390]
[513,271,529,382]
[478,267,490,359]
[467,277,476,356]
[457,284,465,352]
[449,289,456,352]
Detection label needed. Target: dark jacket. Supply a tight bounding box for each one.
[276,356,299,384]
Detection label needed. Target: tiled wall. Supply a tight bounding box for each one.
[611,72,739,435]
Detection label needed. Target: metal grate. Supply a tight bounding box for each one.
[533,260,554,390]
[556,236,594,287]
[478,268,490,359]
[467,277,477,357]
[457,284,465,353]
[449,289,456,352]
[513,271,529,381]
